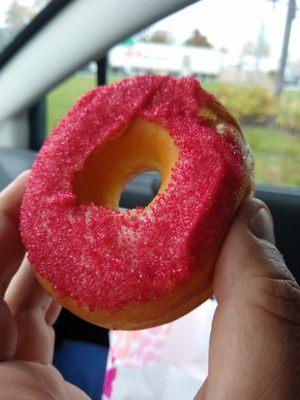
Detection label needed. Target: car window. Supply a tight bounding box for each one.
[0,0,51,54]
[46,62,97,134]
[105,0,300,188]
[45,0,299,188]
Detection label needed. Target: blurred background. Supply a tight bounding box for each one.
[1,0,299,188]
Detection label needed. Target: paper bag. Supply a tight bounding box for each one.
[102,299,217,400]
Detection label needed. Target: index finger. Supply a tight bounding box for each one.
[0,171,30,296]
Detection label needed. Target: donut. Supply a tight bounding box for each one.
[20,75,253,330]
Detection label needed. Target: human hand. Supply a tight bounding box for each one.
[0,172,90,400]
[2,174,299,400]
[195,198,300,400]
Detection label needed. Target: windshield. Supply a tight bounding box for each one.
[0,0,51,54]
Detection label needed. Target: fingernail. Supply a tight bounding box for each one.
[249,207,275,243]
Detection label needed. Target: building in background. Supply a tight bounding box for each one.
[108,40,223,81]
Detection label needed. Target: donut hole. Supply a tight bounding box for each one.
[119,171,162,210]
[72,117,179,210]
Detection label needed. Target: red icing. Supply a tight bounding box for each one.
[20,76,245,311]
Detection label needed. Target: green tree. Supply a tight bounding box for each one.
[5,0,49,34]
[242,35,270,58]
[5,1,34,33]
[184,29,212,48]
[242,41,255,56]
[142,30,174,44]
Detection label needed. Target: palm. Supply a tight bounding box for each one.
[0,173,89,400]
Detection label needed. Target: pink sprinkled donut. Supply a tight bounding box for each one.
[20,76,253,329]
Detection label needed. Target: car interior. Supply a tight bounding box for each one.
[0,0,299,397]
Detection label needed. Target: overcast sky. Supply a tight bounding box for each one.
[153,0,300,62]
[0,0,299,62]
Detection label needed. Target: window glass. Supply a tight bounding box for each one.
[106,0,300,188]
[0,0,51,53]
[47,63,97,134]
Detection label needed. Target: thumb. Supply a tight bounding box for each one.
[205,198,300,399]
[214,197,299,322]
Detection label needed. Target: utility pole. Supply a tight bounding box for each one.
[275,0,296,96]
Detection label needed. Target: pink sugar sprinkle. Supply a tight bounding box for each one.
[20,75,245,311]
